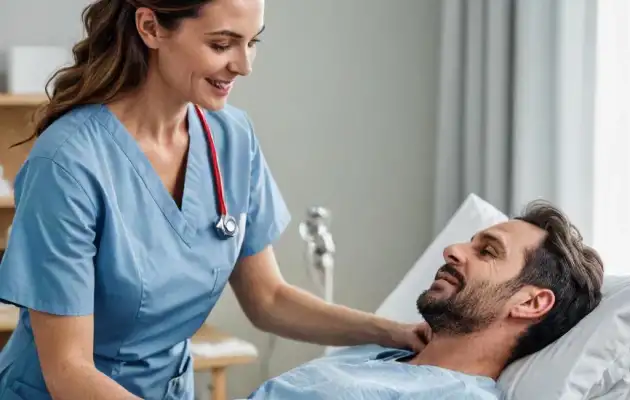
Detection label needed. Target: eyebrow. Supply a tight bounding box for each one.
[206,25,266,39]
[471,231,507,254]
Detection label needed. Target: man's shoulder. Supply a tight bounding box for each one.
[459,385,503,400]
[435,369,503,400]
[448,387,503,400]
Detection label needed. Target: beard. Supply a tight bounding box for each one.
[416,264,522,335]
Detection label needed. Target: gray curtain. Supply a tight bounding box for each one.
[433,0,598,243]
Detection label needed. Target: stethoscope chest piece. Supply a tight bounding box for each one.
[216,214,238,239]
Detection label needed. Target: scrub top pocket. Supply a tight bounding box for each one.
[163,354,194,400]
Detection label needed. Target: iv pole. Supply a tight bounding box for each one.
[260,206,337,381]
[299,207,336,304]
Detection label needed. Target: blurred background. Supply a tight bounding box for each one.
[0,0,627,398]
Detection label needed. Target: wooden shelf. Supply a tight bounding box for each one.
[0,196,14,209]
[0,94,48,106]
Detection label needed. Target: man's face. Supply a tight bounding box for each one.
[416,220,547,335]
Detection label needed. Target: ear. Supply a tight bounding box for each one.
[509,287,555,321]
[134,7,166,50]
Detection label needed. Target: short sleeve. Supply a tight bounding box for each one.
[0,157,98,316]
[239,119,291,258]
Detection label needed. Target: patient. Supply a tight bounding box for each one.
[248,200,604,399]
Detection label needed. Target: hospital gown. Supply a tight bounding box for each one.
[249,345,503,400]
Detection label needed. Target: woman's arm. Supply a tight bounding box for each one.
[232,117,427,349]
[230,246,423,349]
[30,311,141,400]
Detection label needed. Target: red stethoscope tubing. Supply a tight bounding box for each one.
[194,104,228,217]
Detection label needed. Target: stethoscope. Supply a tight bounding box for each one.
[194,104,238,240]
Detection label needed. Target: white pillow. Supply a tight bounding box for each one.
[375,193,630,399]
[498,275,630,399]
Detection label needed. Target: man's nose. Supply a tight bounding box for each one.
[443,243,466,265]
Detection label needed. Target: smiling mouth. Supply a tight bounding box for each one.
[436,272,460,287]
[206,79,233,90]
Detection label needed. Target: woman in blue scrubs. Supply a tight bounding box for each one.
[0,0,429,399]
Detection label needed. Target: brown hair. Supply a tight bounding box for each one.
[508,200,604,363]
[15,0,211,147]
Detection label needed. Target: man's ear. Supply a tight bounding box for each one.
[509,287,555,321]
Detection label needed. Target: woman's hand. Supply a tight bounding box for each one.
[383,321,433,353]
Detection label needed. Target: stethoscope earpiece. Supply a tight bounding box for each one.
[194,104,239,240]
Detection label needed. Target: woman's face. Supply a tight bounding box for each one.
[140,0,265,111]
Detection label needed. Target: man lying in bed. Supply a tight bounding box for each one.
[248,200,605,399]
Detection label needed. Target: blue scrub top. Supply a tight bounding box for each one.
[0,103,291,399]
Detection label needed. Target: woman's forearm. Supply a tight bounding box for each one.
[253,283,402,347]
[47,361,141,400]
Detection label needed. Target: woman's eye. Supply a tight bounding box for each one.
[248,39,260,48]
[210,43,230,52]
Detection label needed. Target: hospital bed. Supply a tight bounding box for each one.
[369,194,630,399]
[243,194,630,399]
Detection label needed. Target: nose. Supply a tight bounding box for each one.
[443,243,466,265]
[228,49,253,77]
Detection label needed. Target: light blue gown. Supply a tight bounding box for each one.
[248,345,504,399]
[0,103,290,399]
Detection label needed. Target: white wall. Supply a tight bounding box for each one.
[0,0,92,90]
[0,0,442,398]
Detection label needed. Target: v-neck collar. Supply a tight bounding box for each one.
[96,103,208,247]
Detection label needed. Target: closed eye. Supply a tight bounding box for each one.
[480,246,497,257]
[210,43,230,52]
[210,39,260,53]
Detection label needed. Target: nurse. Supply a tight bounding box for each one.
[0,0,429,399]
